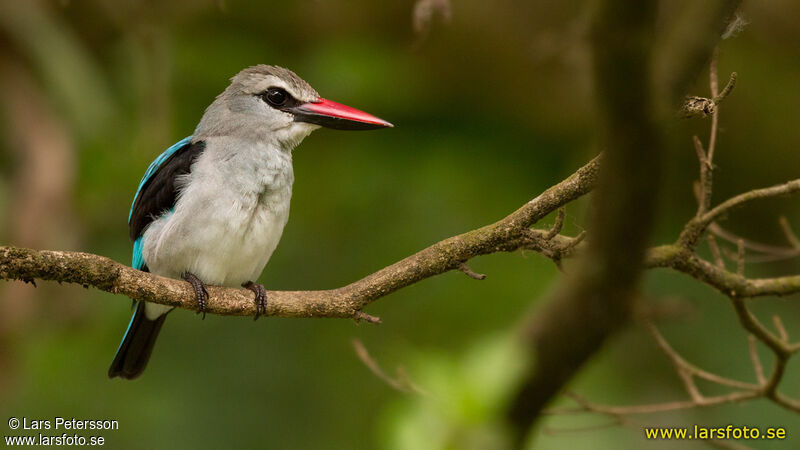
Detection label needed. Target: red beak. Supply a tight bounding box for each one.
[291,98,393,130]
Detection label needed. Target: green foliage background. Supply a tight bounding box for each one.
[0,1,798,448]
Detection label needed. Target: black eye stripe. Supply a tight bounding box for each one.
[257,87,302,110]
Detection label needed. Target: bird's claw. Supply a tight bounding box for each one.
[183,272,209,319]
[242,281,267,320]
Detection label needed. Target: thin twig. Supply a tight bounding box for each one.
[707,48,720,165]
[703,181,800,228]
[647,322,703,401]
[353,311,382,324]
[679,178,800,249]
[773,315,789,343]
[707,234,725,269]
[647,322,756,391]
[736,239,745,276]
[778,216,800,249]
[458,263,486,280]
[545,208,566,240]
[713,72,738,104]
[710,223,800,261]
[351,339,425,395]
[549,390,759,416]
[694,135,713,215]
[747,335,766,386]
[730,297,789,357]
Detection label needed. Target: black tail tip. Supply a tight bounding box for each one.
[108,302,168,381]
[108,367,145,380]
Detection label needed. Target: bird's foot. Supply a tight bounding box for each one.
[182,272,209,319]
[242,281,267,320]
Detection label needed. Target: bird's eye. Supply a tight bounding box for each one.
[262,88,288,107]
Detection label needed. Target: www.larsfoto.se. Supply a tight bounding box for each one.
[645,424,787,440]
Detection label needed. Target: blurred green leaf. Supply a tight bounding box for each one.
[381,332,530,450]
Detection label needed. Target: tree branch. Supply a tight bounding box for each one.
[544,26,800,433]
[506,1,746,441]
[4,167,799,320]
[0,156,601,319]
[680,180,800,249]
[646,244,800,298]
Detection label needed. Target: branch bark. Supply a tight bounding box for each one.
[4,174,799,320]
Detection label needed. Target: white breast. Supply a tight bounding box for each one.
[141,137,294,287]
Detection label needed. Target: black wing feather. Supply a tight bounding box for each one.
[129,140,206,241]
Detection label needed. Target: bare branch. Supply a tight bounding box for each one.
[353,311,382,324]
[648,322,703,401]
[708,49,721,161]
[545,208,566,240]
[730,297,791,358]
[12,208,800,323]
[551,390,758,416]
[679,178,800,249]
[747,335,766,386]
[647,322,756,391]
[709,222,800,261]
[773,315,789,343]
[707,234,726,269]
[694,135,714,216]
[0,157,601,319]
[714,71,738,103]
[704,181,800,228]
[522,226,586,269]
[458,263,486,280]
[542,13,800,437]
[736,239,745,276]
[778,216,800,249]
[352,339,424,395]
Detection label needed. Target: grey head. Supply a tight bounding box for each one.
[194,64,392,150]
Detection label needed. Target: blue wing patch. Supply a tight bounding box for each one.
[128,136,193,223]
[132,236,146,270]
[129,135,194,271]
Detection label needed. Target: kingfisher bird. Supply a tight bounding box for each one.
[109,65,392,379]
